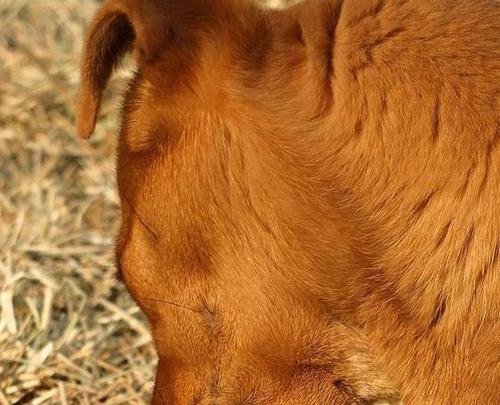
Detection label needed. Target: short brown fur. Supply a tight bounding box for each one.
[77,0,500,403]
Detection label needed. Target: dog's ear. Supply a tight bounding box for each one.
[76,0,166,139]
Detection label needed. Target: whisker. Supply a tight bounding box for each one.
[138,296,201,313]
[121,194,160,241]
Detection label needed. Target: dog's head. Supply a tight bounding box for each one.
[76,1,400,403]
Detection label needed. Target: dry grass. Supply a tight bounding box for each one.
[0,0,156,403]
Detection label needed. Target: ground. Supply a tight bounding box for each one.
[0,1,156,403]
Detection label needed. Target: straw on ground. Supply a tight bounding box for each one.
[0,1,156,403]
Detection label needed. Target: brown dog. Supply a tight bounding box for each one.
[76,0,499,403]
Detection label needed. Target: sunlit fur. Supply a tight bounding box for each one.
[77,0,499,403]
